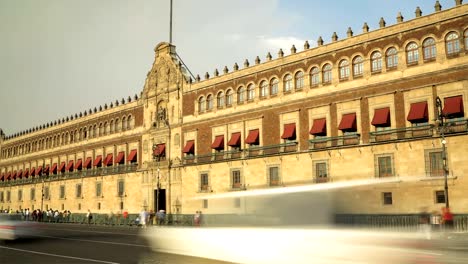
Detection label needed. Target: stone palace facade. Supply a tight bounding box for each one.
[1,1,468,215]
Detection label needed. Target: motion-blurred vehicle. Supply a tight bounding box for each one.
[0,213,43,240]
[143,179,468,264]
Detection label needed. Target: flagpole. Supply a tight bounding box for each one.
[169,0,173,44]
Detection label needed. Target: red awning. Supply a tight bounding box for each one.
[281,123,296,139]
[12,171,17,179]
[338,113,357,131]
[66,160,74,171]
[17,170,23,179]
[93,155,102,167]
[35,166,43,175]
[310,118,327,135]
[407,102,428,122]
[51,163,57,174]
[245,129,259,144]
[0,173,4,181]
[115,152,125,164]
[6,171,11,180]
[153,144,166,157]
[43,165,50,174]
[443,96,464,118]
[227,132,241,147]
[23,169,30,178]
[127,150,137,162]
[75,159,83,170]
[30,167,36,177]
[371,107,390,126]
[58,162,65,172]
[211,135,224,149]
[182,140,195,153]
[83,157,92,169]
[103,153,113,166]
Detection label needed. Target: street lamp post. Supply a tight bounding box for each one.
[41,161,45,212]
[435,96,449,208]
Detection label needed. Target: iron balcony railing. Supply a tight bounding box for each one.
[0,164,138,187]
[369,125,434,143]
[183,142,298,165]
[309,134,360,150]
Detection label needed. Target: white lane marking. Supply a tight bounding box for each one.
[42,226,139,236]
[36,234,150,248]
[0,245,120,264]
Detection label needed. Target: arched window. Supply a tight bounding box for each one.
[295,71,304,90]
[226,89,233,106]
[283,74,292,92]
[465,30,468,51]
[247,84,255,101]
[198,96,205,113]
[406,42,419,64]
[260,81,268,98]
[270,78,279,95]
[386,47,398,69]
[339,60,349,80]
[110,120,114,133]
[423,38,436,60]
[310,67,319,86]
[104,122,109,135]
[122,117,127,131]
[114,119,120,132]
[322,64,332,84]
[445,32,460,55]
[353,56,363,77]
[371,51,382,72]
[127,115,133,129]
[206,94,213,110]
[237,87,245,104]
[217,91,225,108]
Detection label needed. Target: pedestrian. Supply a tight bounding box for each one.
[123,210,129,226]
[194,211,200,227]
[156,210,166,225]
[86,209,93,225]
[442,207,454,230]
[139,209,148,228]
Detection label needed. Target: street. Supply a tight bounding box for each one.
[0,223,234,264]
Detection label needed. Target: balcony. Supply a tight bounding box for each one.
[370,125,434,143]
[444,119,468,135]
[309,134,360,150]
[246,142,298,158]
[0,164,138,187]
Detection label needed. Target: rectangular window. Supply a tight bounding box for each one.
[44,186,50,200]
[18,190,22,201]
[59,185,65,199]
[0,191,3,202]
[6,191,10,202]
[231,170,241,189]
[435,190,445,204]
[30,188,35,201]
[383,192,393,205]
[269,166,280,186]
[203,199,208,209]
[200,173,209,191]
[76,184,82,198]
[429,151,444,177]
[314,161,328,182]
[96,182,102,197]
[377,156,394,177]
[118,180,125,197]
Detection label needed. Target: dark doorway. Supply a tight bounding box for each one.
[154,189,166,212]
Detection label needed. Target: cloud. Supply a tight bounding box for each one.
[256,35,306,53]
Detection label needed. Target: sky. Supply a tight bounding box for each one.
[0,0,460,136]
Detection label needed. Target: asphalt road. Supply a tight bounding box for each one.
[0,223,234,264]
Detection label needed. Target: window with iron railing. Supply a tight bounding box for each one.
[427,151,444,177]
[435,190,445,204]
[382,192,393,205]
[231,170,242,189]
[314,161,328,182]
[96,182,102,197]
[118,180,125,197]
[59,185,65,199]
